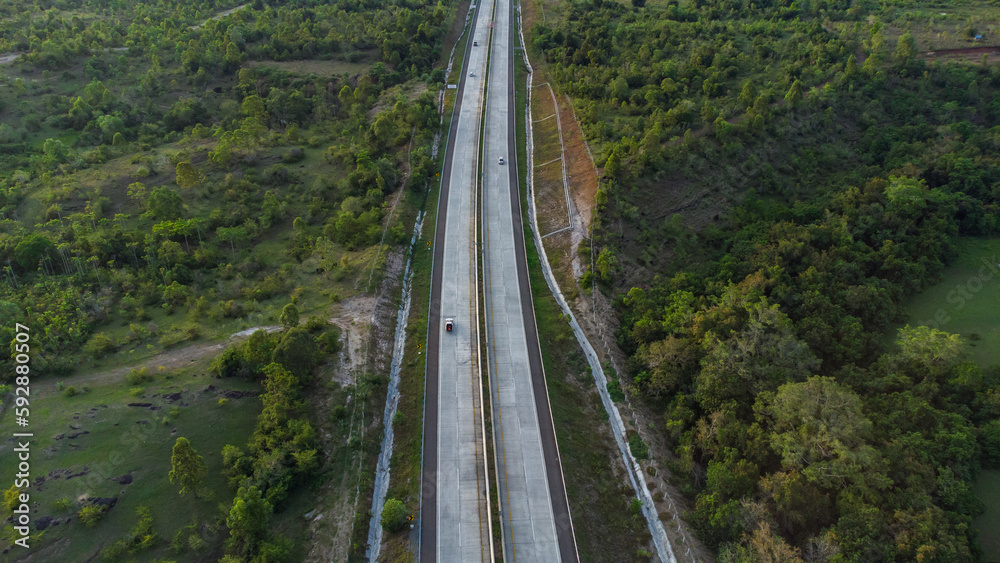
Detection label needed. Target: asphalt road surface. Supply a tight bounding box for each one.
[420,0,495,561]
[481,0,578,560]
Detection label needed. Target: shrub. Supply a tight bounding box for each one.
[281,148,305,163]
[607,378,625,402]
[319,328,342,355]
[83,332,118,357]
[628,432,649,460]
[304,315,328,333]
[381,498,407,532]
[78,504,106,527]
[125,367,152,385]
[65,386,78,397]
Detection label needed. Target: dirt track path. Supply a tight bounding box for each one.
[36,340,236,398]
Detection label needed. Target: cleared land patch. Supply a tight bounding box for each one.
[249,56,374,77]
[0,357,261,562]
[895,237,1000,368]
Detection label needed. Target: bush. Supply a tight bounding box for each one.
[83,332,118,357]
[281,148,305,163]
[65,386,78,397]
[78,503,106,527]
[319,327,342,354]
[381,498,407,532]
[607,378,625,402]
[125,367,152,385]
[304,315,328,333]
[628,432,649,460]
[332,405,347,420]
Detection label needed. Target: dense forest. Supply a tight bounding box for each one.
[0,0,456,559]
[531,0,1000,560]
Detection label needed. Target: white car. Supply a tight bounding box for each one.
[498,156,504,165]
[445,318,454,332]
[469,72,474,77]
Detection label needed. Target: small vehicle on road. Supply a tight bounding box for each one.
[445,318,454,332]
[498,156,504,165]
[469,72,475,77]
[473,41,479,46]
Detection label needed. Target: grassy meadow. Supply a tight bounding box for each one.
[894,237,1000,368]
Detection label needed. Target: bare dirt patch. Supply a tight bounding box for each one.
[35,340,230,398]
[301,474,356,563]
[329,294,377,386]
[557,95,599,231]
[190,3,248,29]
[540,230,579,302]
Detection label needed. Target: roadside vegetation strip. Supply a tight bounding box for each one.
[366,212,424,562]
[518,10,677,563]
[508,18,580,561]
[515,53,651,562]
[378,185,439,563]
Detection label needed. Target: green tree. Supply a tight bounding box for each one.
[696,297,819,414]
[845,54,858,78]
[737,80,757,109]
[216,226,250,257]
[271,327,321,381]
[225,485,271,558]
[169,437,207,498]
[784,80,803,107]
[175,161,203,189]
[894,32,917,67]
[244,330,276,374]
[145,187,185,221]
[43,138,69,163]
[895,325,965,371]
[13,234,55,271]
[758,376,885,490]
[279,303,299,330]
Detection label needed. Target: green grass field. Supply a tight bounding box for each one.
[0,356,262,561]
[974,469,1000,562]
[894,237,1000,368]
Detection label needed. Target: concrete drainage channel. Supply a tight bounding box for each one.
[365,211,425,563]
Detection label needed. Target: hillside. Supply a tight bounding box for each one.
[526,0,1000,559]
